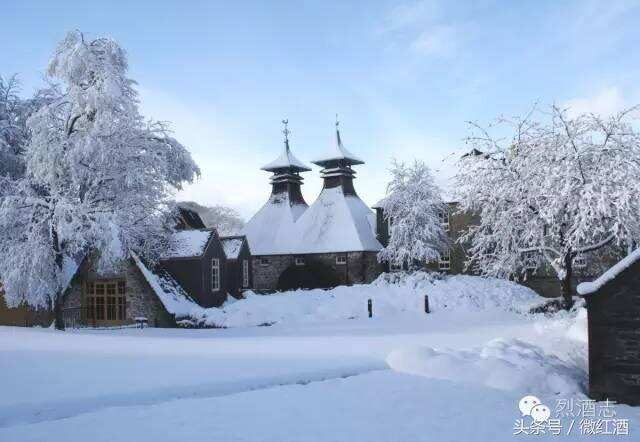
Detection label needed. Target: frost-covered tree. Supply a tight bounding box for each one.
[378,159,449,268]
[0,75,58,179]
[179,201,244,235]
[455,105,640,308]
[0,31,199,328]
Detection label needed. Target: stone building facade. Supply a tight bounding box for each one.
[58,208,248,328]
[252,252,380,292]
[63,255,176,328]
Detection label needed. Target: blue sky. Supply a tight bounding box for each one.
[3,0,640,218]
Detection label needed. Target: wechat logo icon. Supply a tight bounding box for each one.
[519,395,551,423]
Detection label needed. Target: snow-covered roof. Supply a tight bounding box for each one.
[294,187,382,254]
[242,192,308,255]
[220,236,245,260]
[261,141,311,172]
[132,253,204,319]
[577,248,640,296]
[161,229,215,259]
[311,129,364,167]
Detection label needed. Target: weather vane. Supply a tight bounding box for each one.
[282,119,290,144]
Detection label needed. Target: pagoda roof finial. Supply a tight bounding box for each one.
[311,117,364,168]
[261,119,311,173]
[282,119,290,151]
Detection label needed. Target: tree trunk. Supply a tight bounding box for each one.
[51,226,65,331]
[560,254,574,311]
[54,292,64,330]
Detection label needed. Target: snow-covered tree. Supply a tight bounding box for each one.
[178,201,244,235]
[378,159,449,268]
[0,31,199,328]
[455,104,640,308]
[0,75,58,179]
[0,75,31,178]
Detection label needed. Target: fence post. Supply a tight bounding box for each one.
[424,295,430,314]
[368,299,373,318]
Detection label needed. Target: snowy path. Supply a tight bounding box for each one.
[2,311,638,441]
[3,370,639,442]
[0,313,531,427]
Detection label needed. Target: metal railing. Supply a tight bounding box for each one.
[62,306,83,329]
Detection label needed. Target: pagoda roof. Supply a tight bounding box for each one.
[261,141,311,172]
[311,127,364,168]
[242,192,308,255]
[293,187,381,254]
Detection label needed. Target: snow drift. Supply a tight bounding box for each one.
[186,272,541,328]
[387,338,586,396]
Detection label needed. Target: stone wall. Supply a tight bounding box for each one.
[63,256,175,327]
[251,255,295,290]
[251,252,381,291]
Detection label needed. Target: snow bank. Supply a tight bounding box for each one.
[387,338,585,395]
[190,272,540,328]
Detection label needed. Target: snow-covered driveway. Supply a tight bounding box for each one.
[1,311,638,441]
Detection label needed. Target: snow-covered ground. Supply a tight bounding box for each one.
[1,274,638,441]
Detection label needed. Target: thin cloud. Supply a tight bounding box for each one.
[411,25,457,56]
[383,0,441,33]
[563,87,627,118]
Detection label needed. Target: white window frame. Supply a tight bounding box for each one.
[211,258,220,292]
[242,259,250,288]
[574,254,587,270]
[336,255,347,265]
[439,210,450,232]
[295,257,305,266]
[439,250,451,272]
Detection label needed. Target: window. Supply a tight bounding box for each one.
[523,251,539,271]
[259,258,269,266]
[242,259,250,288]
[336,255,347,265]
[439,250,451,271]
[85,279,126,323]
[439,210,450,232]
[95,296,105,320]
[295,257,306,266]
[107,295,117,320]
[211,258,220,291]
[574,254,587,270]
